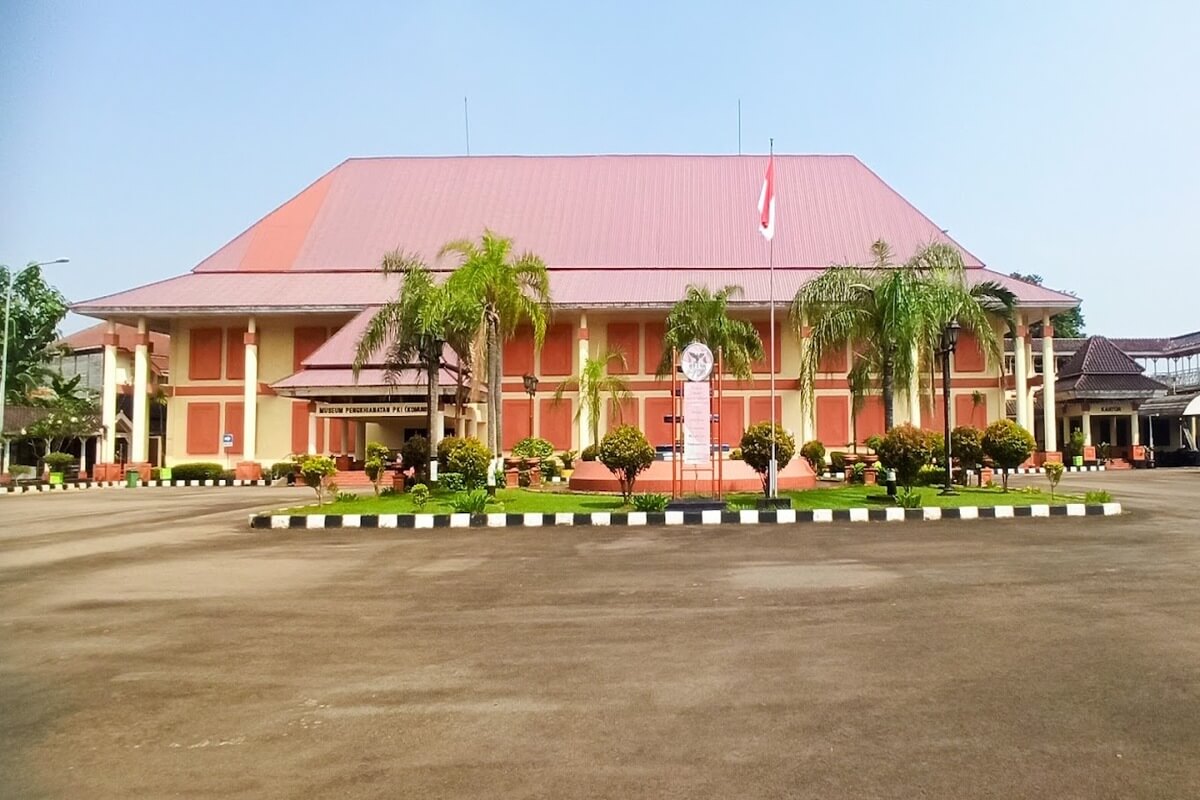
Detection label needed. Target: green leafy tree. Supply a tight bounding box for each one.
[739,422,796,495]
[1008,273,1085,338]
[400,435,431,482]
[355,254,481,447]
[1,264,69,402]
[23,383,100,469]
[982,419,1036,491]
[553,349,632,449]
[442,230,551,456]
[364,441,390,496]
[951,425,985,481]
[799,440,826,473]
[875,424,933,492]
[1044,461,1065,501]
[656,285,764,380]
[598,424,655,502]
[443,436,491,488]
[792,241,1013,431]
[298,455,337,506]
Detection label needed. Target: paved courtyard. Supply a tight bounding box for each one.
[1,470,1198,798]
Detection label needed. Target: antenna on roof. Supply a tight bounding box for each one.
[737,99,742,155]
[463,96,471,156]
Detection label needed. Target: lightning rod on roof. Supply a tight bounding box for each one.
[464,96,471,156]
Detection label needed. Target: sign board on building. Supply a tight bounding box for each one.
[222,432,234,447]
[1097,403,1132,414]
[315,402,428,417]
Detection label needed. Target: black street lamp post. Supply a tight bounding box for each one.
[522,374,539,436]
[939,320,961,496]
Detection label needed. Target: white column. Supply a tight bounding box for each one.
[101,321,118,462]
[1013,316,1029,432]
[430,408,444,450]
[1062,414,1071,449]
[242,318,258,464]
[79,437,88,475]
[307,408,318,455]
[1082,408,1092,446]
[1041,317,1057,452]
[1107,416,1117,445]
[131,317,150,464]
[576,313,590,450]
[907,343,921,428]
[1131,412,1140,446]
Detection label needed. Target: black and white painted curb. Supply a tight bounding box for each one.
[1,479,272,495]
[1007,465,1107,475]
[251,502,1122,529]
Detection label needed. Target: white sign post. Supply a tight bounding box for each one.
[682,381,711,465]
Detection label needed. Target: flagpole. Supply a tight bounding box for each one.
[768,138,777,498]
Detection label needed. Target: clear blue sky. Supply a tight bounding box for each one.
[2,0,1197,336]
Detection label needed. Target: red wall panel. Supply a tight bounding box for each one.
[644,396,675,448]
[752,321,783,374]
[818,343,848,374]
[643,321,666,378]
[955,393,988,429]
[606,396,640,430]
[502,399,532,450]
[503,329,535,377]
[857,396,886,442]
[718,396,745,446]
[538,398,573,449]
[816,395,849,448]
[748,395,783,428]
[189,328,223,381]
[922,395,947,436]
[293,327,327,372]
[290,402,325,454]
[606,322,640,374]
[954,330,987,373]
[225,327,246,380]
[186,402,221,455]
[540,324,573,376]
[223,402,244,455]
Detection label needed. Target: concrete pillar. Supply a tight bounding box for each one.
[1013,316,1029,432]
[78,437,88,476]
[1082,408,1092,446]
[576,313,591,450]
[1131,412,1141,446]
[799,325,816,445]
[1061,414,1071,450]
[355,421,367,461]
[100,320,119,465]
[236,319,261,479]
[1041,318,1057,452]
[130,317,150,465]
[307,408,318,455]
[907,343,921,428]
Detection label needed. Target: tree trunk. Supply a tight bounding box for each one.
[426,346,439,448]
[492,316,504,456]
[881,356,895,431]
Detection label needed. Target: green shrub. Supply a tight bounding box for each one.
[631,493,669,512]
[7,464,34,480]
[926,432,946,467]
[298,455,337,506]
[440,472,465,492]
[874,424,932,491]
[829,451,846,473]
[171,462,226,481]
[493,464,507,486]
[450,488,490,514]
[410,483,430,510]
[364,456,387,495]
[799,440,826,473]
[365,441,390,462]
[896,488,923,508]
[915,464,944,486]
[850,461,867,484]
[335,491,358,503]
[512,436,554,459]
[951,426,985,470]
[739,422,797,496]
[581,444,599,462]
[445,437,491,487]
[598,425,655,502]
[220,469,236,482]
[1084,489,1112,504]
[729,447,743,460]
[982,419,1036,491]
[400,435,430,480]
[269,460,296,480]
[559,450,577,470]
[42,452,75,474]
[380,486,399,497]
[1044,461,1065,501]
[540,458,561,480]
[864,434,884,453]
[1068,429,1086,459]
[437,436,461,471]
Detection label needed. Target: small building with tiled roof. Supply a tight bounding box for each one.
[72,154,1083,477]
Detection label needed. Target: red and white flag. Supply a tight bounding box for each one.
[758,155,776,241]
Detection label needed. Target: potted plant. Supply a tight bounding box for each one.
[43,452,75,485]
[559,449,577,479]
[1069,429,1086,467]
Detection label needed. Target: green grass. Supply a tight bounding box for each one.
[281,483,1089,515]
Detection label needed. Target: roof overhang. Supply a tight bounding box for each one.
[1139,392,1200,417]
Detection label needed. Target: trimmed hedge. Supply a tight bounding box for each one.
[171,463,226,481]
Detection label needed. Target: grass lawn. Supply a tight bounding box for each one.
[282,483,1095,515]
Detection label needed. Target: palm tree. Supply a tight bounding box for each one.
[552,349,632,449]
[792,240,1013,432]
[442,231,551,455]
[354,252,480,444]
[656,285,764,380]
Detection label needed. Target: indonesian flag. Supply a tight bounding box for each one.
[758,155,776,240]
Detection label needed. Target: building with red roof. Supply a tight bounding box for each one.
[74,154,1083,478]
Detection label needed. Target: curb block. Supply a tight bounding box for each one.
[1,479,271,495]
[250,502,1123,529]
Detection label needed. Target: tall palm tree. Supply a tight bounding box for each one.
[354,252,480,444]
[656,285,764,380]
[792,240,1013,432]
[552,349,632,449]
[442,231,551,455]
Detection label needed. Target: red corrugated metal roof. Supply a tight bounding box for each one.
[307,307,461,368]
[59,322,169,354]
[191,155,985,273]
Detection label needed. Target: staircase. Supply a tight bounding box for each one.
[1105,458,1133,471]
[332,469,394,489]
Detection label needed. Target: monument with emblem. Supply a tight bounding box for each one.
[670,341,725,504]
